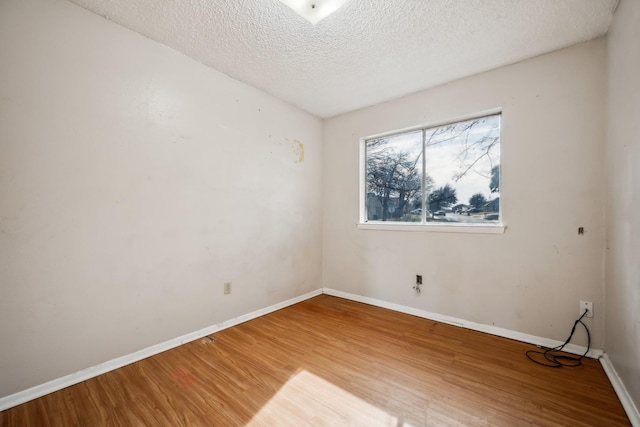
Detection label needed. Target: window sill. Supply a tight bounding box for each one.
[357,222,506,234]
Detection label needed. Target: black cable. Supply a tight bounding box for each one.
[525,310,591,368]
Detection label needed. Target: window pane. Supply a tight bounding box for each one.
[366,131,423,222]
[424,114,500,223]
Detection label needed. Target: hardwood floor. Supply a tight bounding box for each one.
[0,295,630,426]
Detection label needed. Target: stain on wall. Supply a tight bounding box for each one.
[294,140,304,163]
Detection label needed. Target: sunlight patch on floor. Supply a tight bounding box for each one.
[247,370,414,426]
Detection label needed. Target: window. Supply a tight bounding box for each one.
[363,113,501,227]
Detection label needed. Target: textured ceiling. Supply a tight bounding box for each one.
[67,0,618,118]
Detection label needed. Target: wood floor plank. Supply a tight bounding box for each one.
[0,295,631,426]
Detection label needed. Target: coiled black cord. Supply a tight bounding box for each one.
[525,310,591,368]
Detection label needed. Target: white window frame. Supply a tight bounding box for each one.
[358,110,506,234]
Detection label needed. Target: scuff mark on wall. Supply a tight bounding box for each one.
[293,140,304,163]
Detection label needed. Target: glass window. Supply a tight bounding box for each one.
[364,113,501,225]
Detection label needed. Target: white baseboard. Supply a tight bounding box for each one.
[0,288,323,412]
[322,288,603,359]
[600,354,640,426]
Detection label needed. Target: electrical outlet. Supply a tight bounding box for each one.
[224,282,232,295]
[580,300,593,318]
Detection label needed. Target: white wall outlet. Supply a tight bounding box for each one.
[580,300,593,318]
[224,282,232,295]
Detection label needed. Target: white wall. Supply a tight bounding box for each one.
[605,0,640,411]
[0,0,322,398]
[323,40,606,348]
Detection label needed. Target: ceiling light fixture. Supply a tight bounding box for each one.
[278,0,350,25]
